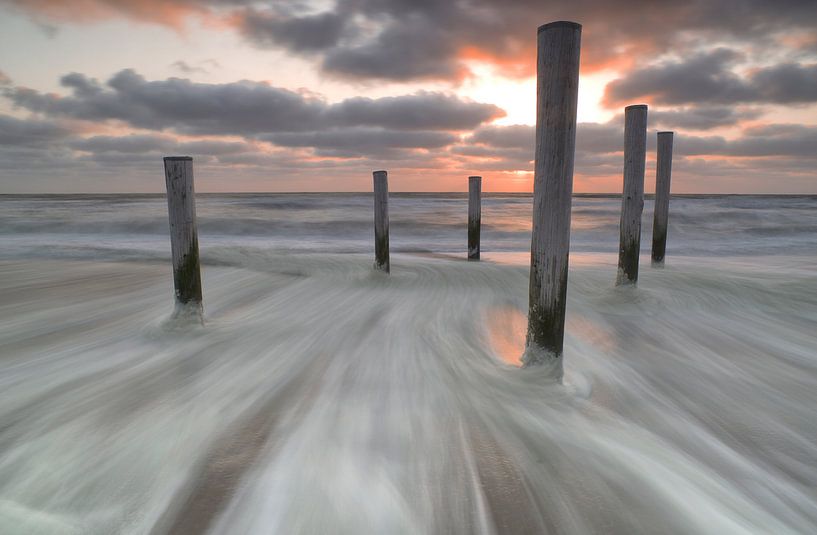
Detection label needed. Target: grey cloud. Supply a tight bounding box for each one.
[70,134,172,154]
[2,69,502,165]
[177,140,251,155]
[455,120,817,180]
[170,59,222,74]
[720,124,817,157]
[0,114,71,147]
[8,0,817,85]
[235,1,469,80]
[5,70,326,133]
[60,73,103,97]
[4,70,501,135]
[69,134,254,158]
[673,125,817,158]
[749,63,817,103]
[327,93,504,131]
[650,107,762,130]
[452,125,533,170]
[0,70,11,85]
[266,128,457,157]
[465,122,623,158]
[604,49,754,106]
[470,125,534,150]
[322,14,461,80]
[605,50,817,106]
[239,10,348,52]
[453,122,625,173]
[575,123,621,155]
[171,61,207,74]
[236,0,817,83]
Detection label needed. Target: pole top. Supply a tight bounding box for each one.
[164,156,193,161]
[538,21,582,33]
[657,131,675,136]
[373,169,387,175]
[469,175,482,180]
[625,104,648,111]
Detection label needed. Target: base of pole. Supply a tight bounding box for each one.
[615,268,638,287]
[168,300,204,327]
[520,343,563,381]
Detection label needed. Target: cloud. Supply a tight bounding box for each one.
[0,70,12,85]
[170,60,207,74]
[5,0,211,27]
[238,9,349,52]
[239,0,817,82]
[677,124,817,158]
[8,0,817,85]
[4,69,502,135]
[265,128,457,158]
[0,69,501,169]
[452,120,817,187]
[321,10,466,81]
[604,49,753,106]
[0,113,71,147]
[748,63,817,103]
[69,133,171,153]
[605,49,817,106]
[452,122,624,173]
[470,124,534,150]
[60,72,103,97]
[326,93,504,131]
[67,134,255,165]
[650,107,762,131]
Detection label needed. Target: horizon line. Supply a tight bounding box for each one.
[1,192,816,196]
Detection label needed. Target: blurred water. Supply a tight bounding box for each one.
[1,194,816,260]
[0,194,815,534]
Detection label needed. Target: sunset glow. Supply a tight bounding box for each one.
[1,1,816,193]
[2,5,817,534]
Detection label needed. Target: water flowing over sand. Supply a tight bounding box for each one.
[0,194,816,534]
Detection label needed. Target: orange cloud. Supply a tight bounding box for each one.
[7,0,207,27]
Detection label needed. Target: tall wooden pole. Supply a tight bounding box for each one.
[468,175,482,260]
[524,21,581,375]
[373,170,390,273]
[616,104,648,285]
[163,156,203,311]
[651,131,674,266]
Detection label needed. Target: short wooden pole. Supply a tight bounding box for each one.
[163,156,203,310]
[651,131,674,266]
[468,176,482,260]
[524,21,581,373]
[616,104,648,285]
[373,170,390,273]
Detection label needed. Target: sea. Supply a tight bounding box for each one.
[0,193,815,534]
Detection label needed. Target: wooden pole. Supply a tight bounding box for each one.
[468,175,482,260]
[616,104,648,286]
[163,156,203,311]
[524,21,581,373]
[651,131,674,266]
[373,170,390,273]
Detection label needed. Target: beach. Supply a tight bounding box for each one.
[1,194,816,533]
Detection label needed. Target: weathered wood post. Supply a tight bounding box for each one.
[651,131,674,266]
[373,170,390,273]
[616,104,648,285]
[163,156,203,312]
[524,21,581,375]
[468,175,482,260]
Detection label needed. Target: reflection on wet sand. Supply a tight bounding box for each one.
[486,305,526,367]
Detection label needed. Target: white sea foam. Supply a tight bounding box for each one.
[0,194,815,533]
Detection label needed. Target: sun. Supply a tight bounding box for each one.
[461,62,617,125]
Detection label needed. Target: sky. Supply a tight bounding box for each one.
[0,0,816,193]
